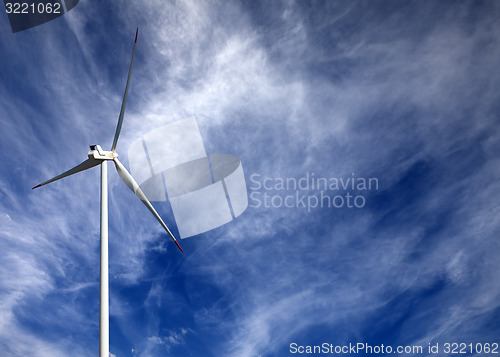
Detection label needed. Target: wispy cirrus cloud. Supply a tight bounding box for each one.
[0,1,499,356]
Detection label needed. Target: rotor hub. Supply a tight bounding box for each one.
[88,145,117,161]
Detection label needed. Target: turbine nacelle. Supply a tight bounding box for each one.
[88,145,117,161]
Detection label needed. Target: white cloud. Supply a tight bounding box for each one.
[1,1,499,356]
[145,328,192,353]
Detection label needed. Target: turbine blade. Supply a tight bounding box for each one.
[111,28,138,152]
[113,158,183,252]
[32,159,100,189]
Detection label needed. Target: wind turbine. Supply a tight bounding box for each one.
[32,28,183,357]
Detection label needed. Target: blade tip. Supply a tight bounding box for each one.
[175,240,184,253]
[32,184,42,189]
[135,28,138,43]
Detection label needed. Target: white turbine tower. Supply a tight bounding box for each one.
[32,28,183,357]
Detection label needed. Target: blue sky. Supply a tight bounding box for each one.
[1,0,499,356]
